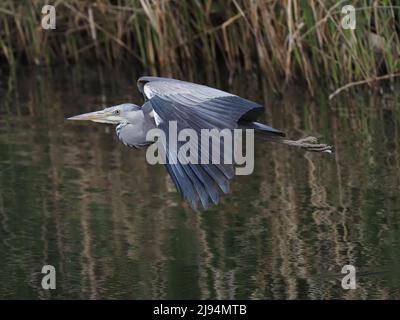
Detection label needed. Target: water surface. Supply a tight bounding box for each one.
[1,67,400,299]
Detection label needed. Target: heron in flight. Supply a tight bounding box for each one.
[68,76,331,209]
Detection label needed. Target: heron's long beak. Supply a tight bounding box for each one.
[67,110,118,124]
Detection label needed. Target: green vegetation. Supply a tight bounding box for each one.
[0,1,399,93]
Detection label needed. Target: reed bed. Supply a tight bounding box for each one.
[0,0,399,94]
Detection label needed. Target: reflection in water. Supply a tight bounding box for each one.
[0,67,400,299]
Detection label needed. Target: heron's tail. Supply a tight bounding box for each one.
[240,121,333,153]
[239,121,285,136]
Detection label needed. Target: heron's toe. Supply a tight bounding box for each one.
[299,136,318,143]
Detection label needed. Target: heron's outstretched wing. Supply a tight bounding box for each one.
[149,95,235,209]
[139,76,260,119]
[139,76,281,209]
[138,76,284,134]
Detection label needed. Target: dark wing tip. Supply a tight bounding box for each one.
[137,76,151,95]
[137,76,172,86]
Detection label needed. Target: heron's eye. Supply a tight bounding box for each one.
[114,109,120,115]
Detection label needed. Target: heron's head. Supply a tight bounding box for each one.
[68,103,140,124]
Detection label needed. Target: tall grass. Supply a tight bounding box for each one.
[0,0,399,94]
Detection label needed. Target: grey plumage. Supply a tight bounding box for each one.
[68,76,332,210]
[116,102,157,148]
[138,77,283,209]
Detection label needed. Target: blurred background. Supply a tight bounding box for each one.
[1,0,400,92]
[1,0,400,299]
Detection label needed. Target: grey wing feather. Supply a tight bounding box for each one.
[138,76,282,209]
[138,76,269,125]
[150,95,230,209]
[138,76,231,102]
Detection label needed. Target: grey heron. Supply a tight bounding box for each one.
[68,76,331,209]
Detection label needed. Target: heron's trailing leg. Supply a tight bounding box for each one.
[281,136,333,153]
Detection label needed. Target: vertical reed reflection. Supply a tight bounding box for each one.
[0,67,400,299]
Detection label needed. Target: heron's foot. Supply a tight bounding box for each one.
[283,136,333,153]
[296,136,318,144]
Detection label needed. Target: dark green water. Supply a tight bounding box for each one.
[1,67,400,299]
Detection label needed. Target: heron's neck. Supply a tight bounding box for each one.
[115,114,156,148]
[116,121,128,138]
